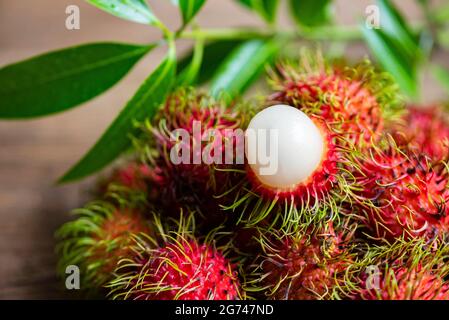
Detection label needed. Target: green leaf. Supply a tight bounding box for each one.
[59,47,176,183]
[377,0,420,62]
[288,0,332,28]
[362,26,418,98]
[209,39,281,99]
[431,64,449,93]
[0,42,154,119]
[176,39,204,86]
[179,0,206,25]
[177,39,244,85]
[237,0,279,24]
[86,0,159,25]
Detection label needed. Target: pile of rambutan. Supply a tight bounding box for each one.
[56,52,449,300]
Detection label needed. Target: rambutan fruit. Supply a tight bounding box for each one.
[96,161,162,208]
[245,104,339,205]
[351,139,449,241]
[391,105,449,160]
[108,214,242,300]
[358,265,449,300]
[56,201,152,290]
[269,55,402,149]
[352,239,449,300]
[106,161,155,191]
[137,88,254,229]
[246,221,356,300]
[223,55,403,229]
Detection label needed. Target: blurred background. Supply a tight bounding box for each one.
[0,0,448,299]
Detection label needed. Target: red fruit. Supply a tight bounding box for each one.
[353,145,449,241]
[152,89,245,176]
[253,223,354,300]
[90,208,151,274]
[143,89,249,226]
[98,162,160,201]
[56,202,151,288]
[231,59,401,227]
[358,265,449,300]
[112,238,241,300]
[110,163,154,190]
[392,106,449,160]
[270,62,396,149]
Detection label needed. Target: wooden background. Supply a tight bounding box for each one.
[0,0,447,299]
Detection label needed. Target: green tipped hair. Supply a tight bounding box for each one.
[56,201,151,292]
[107,211,245,300]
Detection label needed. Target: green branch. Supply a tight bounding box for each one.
[178,25,362,42]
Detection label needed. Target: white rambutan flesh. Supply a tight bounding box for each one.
[245,104,325,190]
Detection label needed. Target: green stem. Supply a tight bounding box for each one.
[179,28,274,40]
[178,25,362,42]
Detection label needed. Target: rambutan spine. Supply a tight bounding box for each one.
[56,201,151,290]
[107,213,243,300]
[135,88,254,230]
[221,55,402,230]
[245,221,357,300]
[349,137,449,241]
[391,105,449,160]
[351,238,449,300]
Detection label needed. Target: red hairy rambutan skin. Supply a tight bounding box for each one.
[231,58,402,228]
[56,202,151,289]
[96,162,163,205]
[90,209,151,274]
[140,89,252,227]
[357,265,449,300]
[250,222,355,300]
[108,212,243,301]
[269,61,398,149]
[391,106,449,160]
[352,144,449,241]
[109,162,154,191]
[129,239,240,300]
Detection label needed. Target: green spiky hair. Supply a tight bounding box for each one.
[56,201,152,291]
[217,52,405,232]
[268,50,405,139]
[343,133,449,242]
[130,87,258,230]
[107,212,244,300]
[347,237,449,300]
[244,219,359,300]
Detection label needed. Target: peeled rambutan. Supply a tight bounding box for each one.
[351,140,449,241]
[225,57,403,228]
[245,104,339,206]
[391,105,449,160]
[56,201,151,290]
[108,214,242,300]
[247,221,355,300]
